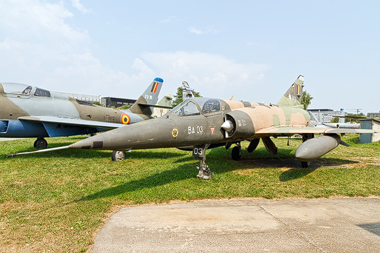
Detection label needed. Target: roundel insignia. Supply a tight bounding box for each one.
[121,113,131,125]
[172,128,178,138]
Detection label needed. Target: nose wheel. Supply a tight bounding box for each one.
[112,151,126,161]
[34,138,48,149]
[196,161,212,180]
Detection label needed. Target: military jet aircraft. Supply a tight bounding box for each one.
[308,112,361,129]
[0,77,166,151]
[8,76,373,179]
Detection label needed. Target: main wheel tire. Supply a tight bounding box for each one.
[112,151,126,161]
[231,146,241,161]
[301,161,310,168]
[34,138,48,149]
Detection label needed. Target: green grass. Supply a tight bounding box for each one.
[0,135,380,252]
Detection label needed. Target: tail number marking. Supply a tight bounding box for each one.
[145,95,153,100]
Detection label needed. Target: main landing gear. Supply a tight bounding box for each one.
[231,142,242,161]
[230,138,278,161]
[34,138,48,149]
[230,138,261,161]
[193,144,212,180]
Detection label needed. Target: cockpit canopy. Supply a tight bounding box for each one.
[1,82,51,97]
[171,98,221,116]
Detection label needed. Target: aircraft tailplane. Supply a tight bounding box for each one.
[277,75,304,107]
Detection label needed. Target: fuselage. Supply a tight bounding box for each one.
[70,97,311,151]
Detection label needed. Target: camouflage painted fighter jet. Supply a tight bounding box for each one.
[0,77,165,151]
[9,76,373,179]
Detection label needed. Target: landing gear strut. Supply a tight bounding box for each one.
[193,144,212,180]
[34,138,48,149]
[231,142,242,161]
[112,151,126,161]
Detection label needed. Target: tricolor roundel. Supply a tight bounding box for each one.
[121,113,131,125]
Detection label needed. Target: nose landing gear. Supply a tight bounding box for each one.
[193,144,212,180]
[112,150,126,161]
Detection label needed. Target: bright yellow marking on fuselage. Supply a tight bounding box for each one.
[172,128,178,138]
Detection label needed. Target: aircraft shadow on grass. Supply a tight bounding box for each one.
[279,158,360,182]
[77,163,197,202]
[2,140,362,203]
[75,149,361,202]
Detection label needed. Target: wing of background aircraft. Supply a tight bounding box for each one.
[18,116,123,132]
[308,111,361,129]
[254,126,371,136]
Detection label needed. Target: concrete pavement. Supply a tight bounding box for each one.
[0,138,22,141]
[91,198,380,252]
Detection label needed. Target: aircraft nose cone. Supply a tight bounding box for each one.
[221,120,234,131]
[68,117,176,151]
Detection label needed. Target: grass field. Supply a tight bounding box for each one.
[1,135,380,252]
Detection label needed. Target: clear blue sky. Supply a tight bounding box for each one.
[1,0,379,114]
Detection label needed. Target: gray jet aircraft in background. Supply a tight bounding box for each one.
[0,78,167,153]
[308,113,361,129]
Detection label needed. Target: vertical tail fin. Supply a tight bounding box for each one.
[129,77,164,116]
[142,77,163,105]
[277,75,304,107]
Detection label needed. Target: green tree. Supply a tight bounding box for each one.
[172,87,201,107]
[118,104,132,110]
[92,101,105,107]
[301,90,313,110]
[345,113,365,123]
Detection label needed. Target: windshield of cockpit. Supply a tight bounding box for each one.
[170,98,221,116]
[1,83,33,95]
[173,101,200,116]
